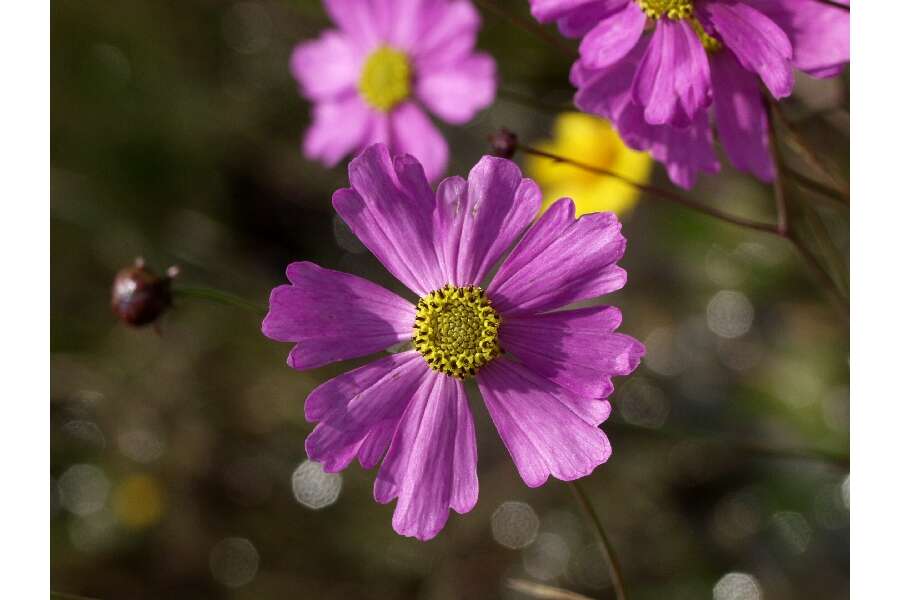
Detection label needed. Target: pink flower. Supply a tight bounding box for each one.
[531,0,850,187]
[262,144,644,540]
[291,0,497,181]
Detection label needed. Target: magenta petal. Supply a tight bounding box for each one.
[632,19,711,127]
[711,50,774,182]
[416,54,496,125]
[334,144,444,296]
[374,371,478,541]
[478,358,612,488]
[304,352,430,471]
[743,0,848,78]
[389,103,449,183]
[579,1,645,70]
[501,306,645,399]
[303,95,371,167]
[413,1,481,68]
[706,2,794,99]
[262,262,415,370]
[557,0,631,37]
[434,157,541,287]
[530,0,624,24]
[323,0,381,50]
[289,31,361,101]
[488,199,627,314]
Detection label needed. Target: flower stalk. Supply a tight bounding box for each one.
[568,480,628,600]
[173,286,267,315]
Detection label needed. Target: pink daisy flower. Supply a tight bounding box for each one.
[291,0,497,182]
[530,0,850,187]
[262,144,645,540]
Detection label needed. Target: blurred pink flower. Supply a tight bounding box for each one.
[291,0,497,181]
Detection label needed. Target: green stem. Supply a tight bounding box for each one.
[784,166,850,207]
[568,481,628,600]
[173,287,266,315]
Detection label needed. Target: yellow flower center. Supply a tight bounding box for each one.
[413,285,501,380]
[637,0,721,51]
[358,46,412,112]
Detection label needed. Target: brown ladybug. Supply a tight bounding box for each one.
[111,258,179,327]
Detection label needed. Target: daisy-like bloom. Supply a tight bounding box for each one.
[263,143,644,541]
[530,0,849,187]
[526,112,653,216]
[291,0,497,182]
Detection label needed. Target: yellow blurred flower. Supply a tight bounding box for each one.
[113,473,166,529]
[526,112,653,216]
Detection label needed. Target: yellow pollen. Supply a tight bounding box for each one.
[637,1,721,52]
[358,46,412,112]
[413,284,501,380]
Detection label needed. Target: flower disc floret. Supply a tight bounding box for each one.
[413,284,501,379]
[637,0,694,20]
[358,46,412,112]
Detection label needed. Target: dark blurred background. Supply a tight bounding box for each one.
[51,1,849,599]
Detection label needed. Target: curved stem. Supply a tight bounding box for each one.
[568,481,628,600]
[173,286,267,315]
[520,144,782,235]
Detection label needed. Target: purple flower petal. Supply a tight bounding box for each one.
[262,262,416,370]
[333,144,444,296]
[573,36,648,117]
[556,0,631,37]
[579,1,645,70]
[416,54,496,125]
[617,104,719,189]
[303,95,372,167]
[434,157,541,287]
[706,2,793,99]
[323,0,382,50]
[500,306,645,399]
[412,1,481,68]
[478,358,612,487]
[530,0,623,24]
[289,31,362,102]
[389,102,449,183]
[743,0,848,78]
[632,19,711,126]
[374,371,478,540]
[711,49,774,182]
[488,199,627,314]
[304,351,430,471]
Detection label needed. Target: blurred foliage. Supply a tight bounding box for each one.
[51,1,849,599]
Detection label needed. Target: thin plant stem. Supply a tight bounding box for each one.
[765,100,790,236]
[517,142,850,315]
[804,206,850,296]
[568,481,628,600]
[473,0,577,58]
[507,578,597,600]
[784,165,849,207]
[519,144,782,235]
[769,101,850,200]
[173,286,267,315]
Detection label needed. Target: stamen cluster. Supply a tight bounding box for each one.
[637,0,721,52]
[413,284,501,379]
[358,46,412,112]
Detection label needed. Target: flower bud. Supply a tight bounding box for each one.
[111,258,179,327]
[488,128,518,159]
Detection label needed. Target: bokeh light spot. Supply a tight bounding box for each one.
[707,290,754,338]
[209,537,260,588]
[713,572,763,600]
[59,464,110,516]
[491,501,539,549]
[113,474,166,528]
[292,460,342,510]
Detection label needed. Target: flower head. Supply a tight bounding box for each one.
[530,0,850,187]
[526,112,653,216]
[262,143,645,540]
[291,0,497,182]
